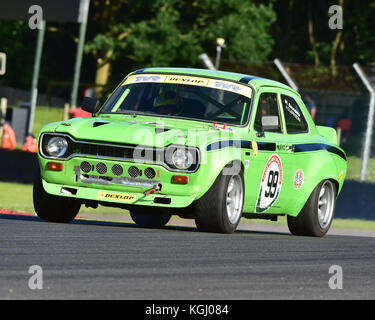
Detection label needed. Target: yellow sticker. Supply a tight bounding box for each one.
[122,74,253,98]
[338,171,343,181]
[165,75,209,86]
[123,74,167,85]
[252,141,258,160]
[98,192,136,202]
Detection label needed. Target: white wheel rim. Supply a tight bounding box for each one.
[317,181,335,229]
[226,175,243,224]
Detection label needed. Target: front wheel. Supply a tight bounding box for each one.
[33,170,81,223]
[287,180,337,237]
[193,165,244,234]
[130,211,171,228]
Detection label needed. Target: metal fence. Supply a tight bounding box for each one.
[220,60,375,182]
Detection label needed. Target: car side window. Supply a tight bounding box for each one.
[281,95,309,134]
[254,92,282,133]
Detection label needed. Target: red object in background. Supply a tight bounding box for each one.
[338,118,352,138]
[21,135,37,153]
[1,123,16,150]
[68,107,91,119]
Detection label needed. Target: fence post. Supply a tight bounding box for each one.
[273,58,299,92]
[0,97,8,144]
[199,53,216,71]
[28,20,46,136]
[63,103,70,121]
[0,52,6,75]
[353,63,375,182]
[70,0,90,109]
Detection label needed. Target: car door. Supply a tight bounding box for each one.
[243,88,295,214]
[277,91,312,210]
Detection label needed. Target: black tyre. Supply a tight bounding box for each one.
[130,211,171,228]
[33,170,81,223]
[193,163,244,234]
[287,180,337,237]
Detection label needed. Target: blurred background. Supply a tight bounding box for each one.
[1,0,375,219]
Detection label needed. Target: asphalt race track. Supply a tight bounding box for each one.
[0,214,374,300]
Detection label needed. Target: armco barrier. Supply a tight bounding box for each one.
[335,180,375,220]
[0,149,374,220]
[0,149,38,183]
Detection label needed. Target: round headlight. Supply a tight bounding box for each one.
[46,136,68,157]
[172,148,194,170]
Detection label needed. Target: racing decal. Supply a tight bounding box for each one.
[213,122,233,132]
[293,169,304,190]
[165,75,209,86]
[125,74,166,84]
[251,141,258,160]
[338,171,343,181]
[283,98,301,122]
[98,192,135,202]
[255,153,283,213]
[245,160,250,170]
[122,74,253,98]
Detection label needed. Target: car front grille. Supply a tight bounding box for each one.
[78,142,160,162]
[80,143,131,159]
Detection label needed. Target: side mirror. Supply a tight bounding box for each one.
[257,116,279,137]
[81,97,100,115]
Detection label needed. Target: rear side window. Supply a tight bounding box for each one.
[254,92,282,133]
[281,95,309,134]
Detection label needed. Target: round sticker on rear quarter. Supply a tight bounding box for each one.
[255,153,283,213]
[293,169,304,189]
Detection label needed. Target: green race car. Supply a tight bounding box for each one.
[34,68,347,236]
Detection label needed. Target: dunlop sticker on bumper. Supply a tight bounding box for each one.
[98,192,135,202]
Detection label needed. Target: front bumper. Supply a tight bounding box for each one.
[42,179,198,208]
[39,156,200,208]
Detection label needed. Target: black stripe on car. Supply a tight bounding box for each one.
[293,143,347,161]
[206,140,346,161]
[239,76,259,84]
[206,140,275,151]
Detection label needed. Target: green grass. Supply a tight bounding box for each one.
[0,181,125,215]
[2,181,375,231]
[241,215,375,231]
[32,106,65,138]
[346,156,375,183]
[6,105,65,141]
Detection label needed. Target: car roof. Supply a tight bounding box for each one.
[130,67,298,96]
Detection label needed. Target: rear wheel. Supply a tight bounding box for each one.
[33,170,81,223]
[287,180,336,237]
[130,211,171,228]
[194,164,244,234]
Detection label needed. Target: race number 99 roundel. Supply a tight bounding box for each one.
[255,153,283,213]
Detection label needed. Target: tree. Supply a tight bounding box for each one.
[85,0,276,93]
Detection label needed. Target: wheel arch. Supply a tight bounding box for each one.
[194,156,244,200]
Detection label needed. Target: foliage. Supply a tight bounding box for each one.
[85,0,276,84]
[0,0,375,93]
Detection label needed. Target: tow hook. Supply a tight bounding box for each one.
[144,183,163,196]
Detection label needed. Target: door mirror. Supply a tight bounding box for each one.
[261,115,279,131]
[81,97,100,115]
[257,116,280,137]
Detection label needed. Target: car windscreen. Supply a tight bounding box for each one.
[100,74,253,126]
